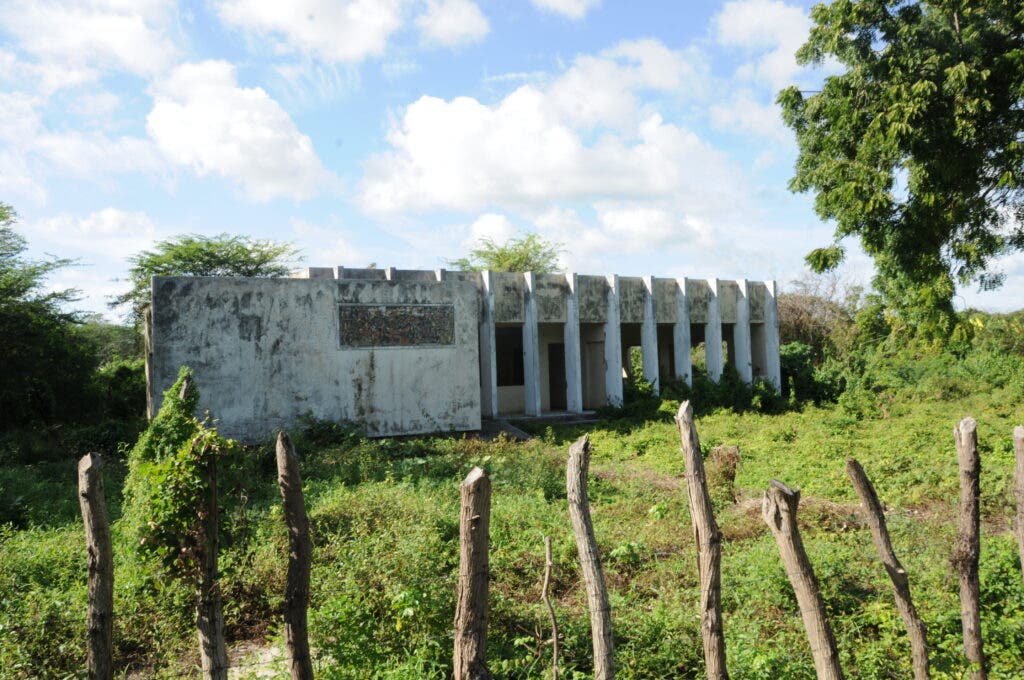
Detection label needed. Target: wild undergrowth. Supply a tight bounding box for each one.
[3,361,1023,679]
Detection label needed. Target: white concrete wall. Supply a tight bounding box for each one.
[149,276,481,440]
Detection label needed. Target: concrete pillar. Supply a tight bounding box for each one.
[479,271,498,418]
[523,272,542,416]
[434,268,445,282]
[564,273,584,413]
[734,280,753,383]
[705,278,723,382]
[641,276,659,394]
[385,266,396,281]
[764,280,782,391]
[603,275,624,407]
[673,277,692,387]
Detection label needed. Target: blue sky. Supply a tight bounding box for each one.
[2,0,1021,320]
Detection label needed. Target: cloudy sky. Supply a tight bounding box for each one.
[2,0,1020,319]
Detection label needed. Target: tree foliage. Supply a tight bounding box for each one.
[779,0,1024,338]
[449,233,563,273]
[0,203,98,427]
[112,233,300,325]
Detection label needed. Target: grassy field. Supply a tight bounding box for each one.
[2,383,1024,679]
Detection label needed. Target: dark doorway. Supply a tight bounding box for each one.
[548,343,567,411]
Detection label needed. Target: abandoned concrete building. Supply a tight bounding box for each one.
[147,266,780,440]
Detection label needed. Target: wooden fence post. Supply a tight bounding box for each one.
[542,536,560,680]
[1013,426,1024,586]
[454,467,491,680]
[196,441,228,680]
[845,459,929,680]
[78,453,113,680]
[953,418,986,680]
[276,432,314,680]
[675,402,728,680]
[566,435,614,680]
[762,480,844,680]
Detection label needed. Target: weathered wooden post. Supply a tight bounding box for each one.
[196,439,228,680]
[675,402,728,680]
[276,432,314,680]
[566,435,614,680]
[542,536,560,680]
[454,467,491,680]
[846,459,929,680]
[78,453,113,680]
[953,418,986,680]
[1013,426,1024,586]
[762,480,844,680]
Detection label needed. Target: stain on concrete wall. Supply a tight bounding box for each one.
[687,279,710,323]
[748,282,766,323]
[492,272,525,323]
[653,278,678,323]
[150,276,480,441]
[618,277,644,323]
[719,280,739,324]
[391,269,439,282]
[576,275,608,323]
[338,267,386,280]
[534,274,568,323]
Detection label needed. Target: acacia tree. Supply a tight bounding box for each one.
[779,1,1024,339]
[449,233,563,273]
[112,233,300,326]
[0,203,97,426]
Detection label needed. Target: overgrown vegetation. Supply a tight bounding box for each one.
[2,270,1023,677]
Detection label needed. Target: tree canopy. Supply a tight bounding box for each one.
[449,233,563,273]
[112,233,300,325]
[0,203,98,426]
[779,0,1024,338]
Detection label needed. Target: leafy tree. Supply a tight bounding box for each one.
[779,0,1024,339]
[112,233,300,325]
[0,203,98,426]
[449,233,563,273]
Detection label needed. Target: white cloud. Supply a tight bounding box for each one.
[531,0,600,20]
[548,39,708,130]
[147,60,333,202]
[0,92,163,203]
[417,0,489,47]
[30,208,160,259]
[713,0,811,90]
[0,0,179,83]
[358,45,739,218]
[290,218,367,266]
[466,213,517,245]
[216,0,406,64]
[710,91,788,141]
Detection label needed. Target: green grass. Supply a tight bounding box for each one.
[2,386,1023,678]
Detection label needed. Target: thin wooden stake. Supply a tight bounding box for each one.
[566,435,614,680]
[1013,426,1024,586]
[762,480,844,680]
[195,441,228,680]
[78,453,113,680]
[953,418,986,680]
[454,467,491,680]
[276,432,314,680]
[675,401,728,680]
[542,536,560,680]
[846,459,929,680]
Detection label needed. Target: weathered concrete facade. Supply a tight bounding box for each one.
[148,266,780,439]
